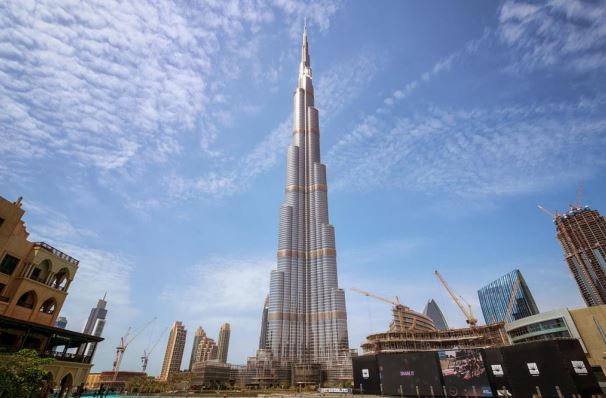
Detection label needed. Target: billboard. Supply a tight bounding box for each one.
[438,350,492,397]
[377,352,443,397]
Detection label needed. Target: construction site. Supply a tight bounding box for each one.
[85,317,165,391]
[353,270,513,355]
[352,269,604,397]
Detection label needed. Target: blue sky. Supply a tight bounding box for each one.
[1,0,606,376]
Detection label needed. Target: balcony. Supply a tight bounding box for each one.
[33,242,79,265]
[28,275,47,284]
[42,350,92,364]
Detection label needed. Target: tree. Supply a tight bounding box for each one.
[0,349,54,398]
[127,376,168,393]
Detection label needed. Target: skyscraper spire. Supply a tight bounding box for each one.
[299,23,312,83]
[301,20,310,67]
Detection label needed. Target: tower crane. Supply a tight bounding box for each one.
[434,270,478,327]
[350,287,402,307]
[504,278,521,323]
[537,205,558,220]
[351,287,416,331]
[539,184,584,220]
[570,184,584,210]
[112,317,156,381]
[141,326,169,372]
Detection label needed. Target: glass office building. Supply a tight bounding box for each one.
[423,299,449,330]
[478,269,539,324]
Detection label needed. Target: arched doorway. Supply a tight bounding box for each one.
[52,268,70,290]
[39,372,54,398]
[58,373,73,398]
[30,259,51,283]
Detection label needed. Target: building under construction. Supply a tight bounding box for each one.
[361,322,508,354]
[353,272,510,356]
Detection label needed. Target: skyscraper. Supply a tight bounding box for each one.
[262,25,350,382]
[55,316,68,329]
[217,323,230,363]
[554,205,606,306]
[195,334,218,363]
[423,299,448,330]
[478,269,539,323]
[189,327,205,371]
[160,321,187,381]
[258,295,269,349]
[78,294,108,358]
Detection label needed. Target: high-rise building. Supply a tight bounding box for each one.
[78,294,108,358]
[258,295,269,349]
[553,205,606,306]
[160,321,187,381]
[478,269,539,323]
[217,323,230,363]
[189,327,206,371]
[423,299,448,330]
[261,25,350,383]
[55,316,68,329]
[195,334,218,363]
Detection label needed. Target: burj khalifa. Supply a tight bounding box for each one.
[261,26,350,383]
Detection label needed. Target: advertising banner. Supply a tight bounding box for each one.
[438,350,492,397]
[377,352,443,397]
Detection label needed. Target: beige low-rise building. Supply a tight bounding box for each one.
[85,371,147,391]
[0,195,102,397]
[569,306,606,376]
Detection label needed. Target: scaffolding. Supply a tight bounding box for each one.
[361,322,509,354]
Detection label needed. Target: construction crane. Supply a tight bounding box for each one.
[350,287,416,331]
[112,317,156,381]
[570,184,584,210]
[537,205,559,220]
[141,326,169,372]
[539,184,584,220]
[504,278,521,323]
[350,287,402,306]
[434,270,478,327]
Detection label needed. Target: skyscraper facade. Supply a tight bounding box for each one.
[478,269,539,324]
[195,335,218,363]
[189,327,205,371]
[258,295,269,349]
[217,323,230,363]
[160,321,187,381]
[263,26,350,382]
[78,294,108,357]
[554,206,606,306]
[423,299,448,330]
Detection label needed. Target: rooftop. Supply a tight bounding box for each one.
[33,241,79,265]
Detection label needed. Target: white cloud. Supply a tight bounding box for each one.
[0,0,342,186]
[380,30,490,111]
[160,254,272,364]
[161,255,271,315]
[498,0,606,72]
[165,49,380,200]
[327,97,606,196]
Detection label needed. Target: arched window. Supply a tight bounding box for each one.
[30,260,51,283]
[39,298,57,314]
[52,268,70,290]
[16,291,37,309]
